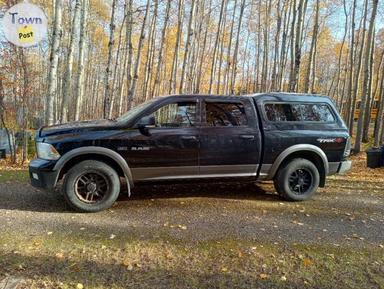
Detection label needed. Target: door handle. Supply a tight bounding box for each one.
[240,135,255,140]
[181,135,197,140]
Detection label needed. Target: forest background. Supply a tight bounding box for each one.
[0,0,383,163]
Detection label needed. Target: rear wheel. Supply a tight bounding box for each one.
[62,160,120,212]
[274,158,320,201]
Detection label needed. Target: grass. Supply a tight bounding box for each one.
[0,231,383,289]
[0,170,29,183]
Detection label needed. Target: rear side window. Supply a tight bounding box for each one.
[264,103,335,122]
[206,102,248,127]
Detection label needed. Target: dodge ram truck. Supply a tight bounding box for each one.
[29,93,352,212]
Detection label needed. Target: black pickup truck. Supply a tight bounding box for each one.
[29,93,352,212]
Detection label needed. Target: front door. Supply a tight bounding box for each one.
[199,97,262,177]
[128,97,200,181]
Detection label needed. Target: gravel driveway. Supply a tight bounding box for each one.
[0,155,383,289]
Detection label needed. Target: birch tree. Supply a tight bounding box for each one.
[127,0,151,104]
[103,0,117,119]
[46,0,63,125]
[61,0,81,123]
[75,0,88,121]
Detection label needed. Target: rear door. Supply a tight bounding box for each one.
[199,97,262,177]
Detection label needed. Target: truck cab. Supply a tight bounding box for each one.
[29,93,351,212]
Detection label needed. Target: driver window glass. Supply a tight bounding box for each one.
[152,102,197,128]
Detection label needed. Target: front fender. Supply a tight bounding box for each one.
[53,146,133,194]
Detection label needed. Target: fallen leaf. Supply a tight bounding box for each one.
[280,276,287,281]
[303,258,313,266]
[76,283,84,289]
[221,267,228,272]
[55,252,64,259]
[259,273,269,279]
[122,258,130,266]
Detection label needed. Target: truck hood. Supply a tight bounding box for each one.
[39,120,117,138]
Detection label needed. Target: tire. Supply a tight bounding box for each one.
[62,160,120,212]
[274,158,320,201]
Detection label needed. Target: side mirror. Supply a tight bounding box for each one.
[137,115,156,135]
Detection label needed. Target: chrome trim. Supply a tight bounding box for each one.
[142,173,257,181]
[132,166,199,181]
[199,164,257,175]
[258,164,272,180]
[132,164,258,181]
[266,144,329,179]
[338,160,352,174]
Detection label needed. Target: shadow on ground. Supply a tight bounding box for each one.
[0,179,280,213]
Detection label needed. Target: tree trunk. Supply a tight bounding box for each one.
[168,0,185,94]
[362,31,375,143]
[348,0,368,134]
[61,0,81,123]
[127,0,151,105]
[229,0,246,94]
[103,0,117,118]
[143,0,158,100]
[74,0,88,121]
[179,0,197,94]
[152,0,171,97]
[354,0,378,153]
[344,0,356,123]
[303,0,319,93]
[46,0,63,125]
[125,0,134,110]
[375,74,384,146]
[208,0,227,94]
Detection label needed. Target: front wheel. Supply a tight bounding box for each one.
[274,158,320,201]
[62,160,120,212]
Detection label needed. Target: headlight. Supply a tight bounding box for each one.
[36,142,61,160]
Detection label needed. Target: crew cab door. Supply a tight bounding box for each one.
[128,97,200,180]
[199,97,262,177]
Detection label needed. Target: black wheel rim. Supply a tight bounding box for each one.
[74,171,110,204]
[288,168,313,195]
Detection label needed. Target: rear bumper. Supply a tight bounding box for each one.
[29,158,59,190]
[328,160,352,175]
[338,160,352,174]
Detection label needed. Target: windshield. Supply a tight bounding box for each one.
[116,98,158,124]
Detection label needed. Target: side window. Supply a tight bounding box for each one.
[301,104,334,122]
[205,102,248,127]
[264,103,335,122]
[264,103,301,121]
[152,102,197,128]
